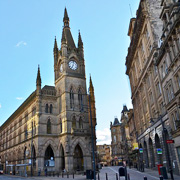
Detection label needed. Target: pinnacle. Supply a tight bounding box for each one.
[89,75,94,90]
[54,36,58,50]
[36,65,41,86]
[63,7,69,27]
[78,30,83,48]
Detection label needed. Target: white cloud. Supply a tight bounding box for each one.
[15,41,27,47]
[16,97,23,100]
[96,128,111,145]
[0,104,1,108]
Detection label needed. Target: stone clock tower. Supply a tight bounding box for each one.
[53,8,96,172]
[0,8,96,175]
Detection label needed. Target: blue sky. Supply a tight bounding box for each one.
[0,0,139,144]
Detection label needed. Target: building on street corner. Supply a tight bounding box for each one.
[126,0,180,175]
[110,117,123,165]
[155,0,180,173]
[0,8,97,176]
[97,144,111,166]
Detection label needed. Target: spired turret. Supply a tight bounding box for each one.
[63,7,69,27]
[78,31,84,58]
[53,36,58,64]
[36,65,41,91]
[36,65,42,115]
[53,36,59,81]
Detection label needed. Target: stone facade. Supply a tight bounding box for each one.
[110,118,123,165]
[0,8,97,176]
[97,144,111,166]
[155,0,180,173]
[126,0,180,175]
[120,107,137,165]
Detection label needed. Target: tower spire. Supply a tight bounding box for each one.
[89,75,94,93]
[54,36,58,51]
[63,7,69,27]
[78,30,83,48]
[36,65,41,87]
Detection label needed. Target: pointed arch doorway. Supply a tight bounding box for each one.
[44,145,55,167]
[60,145,65,170]
[73,144,84,171]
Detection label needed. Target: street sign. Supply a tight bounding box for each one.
[157,148,162,154]
[139,148,143,153]
[166,140,174,144]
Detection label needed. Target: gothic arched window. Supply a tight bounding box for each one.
[45,104,48,113]
[70,87,74,109]
[50,104,53,114]
[47,118,51,134]
[78,88,83,111]
[79,117,83,129]
[72,116,76,129]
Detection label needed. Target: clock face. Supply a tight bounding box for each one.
[68,60,77,70]
[60,64,63,72]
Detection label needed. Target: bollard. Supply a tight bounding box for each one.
[67,172,69,178]
[73,173,74,179]
[62,172,64,178]
[128,174,130,180]
[57,172,59,177]
[144,176,147,180]
[106,173,108,180]
[116,173,118,180]
[98,172,100,180]
[53,171,55,177]
[159,175,163,180]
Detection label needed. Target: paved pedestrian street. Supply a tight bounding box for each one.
[0,166,180,180]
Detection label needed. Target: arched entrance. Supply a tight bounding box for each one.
[44,145,55,167]
[60,145,65,170]
[155,134,163,164]
[149,138,155,168]
[32,145,36,167]
[143,141,149,168]
[73,144,83,171]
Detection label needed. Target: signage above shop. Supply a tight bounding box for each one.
[166,140,174,144]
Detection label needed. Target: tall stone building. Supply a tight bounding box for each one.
[0,8,97,175]
[126,0,180,175]
[97,144,111,166]
[110,118,123,165]
[120,106,137,165]
[155,0,180,172]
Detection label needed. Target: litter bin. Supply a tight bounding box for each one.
[160,166,168,179]
[157,164,163,175]
[86,170,94,179]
